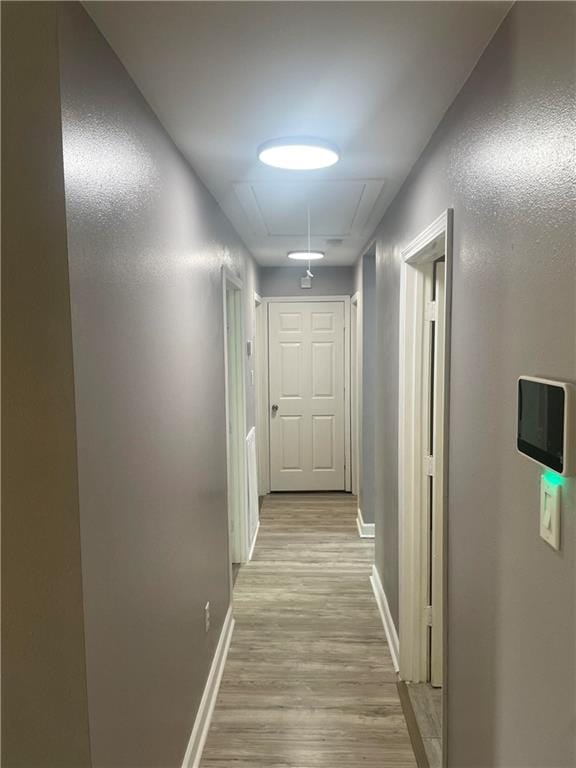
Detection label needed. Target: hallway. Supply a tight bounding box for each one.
[201,494,416,767]
[4,2,576,766]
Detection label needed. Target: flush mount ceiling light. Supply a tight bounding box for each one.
[287,250,325,261]
[258,137,339,170]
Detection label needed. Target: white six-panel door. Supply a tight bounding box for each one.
[268,301,345,491]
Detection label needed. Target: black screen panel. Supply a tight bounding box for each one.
[517,379,564,472]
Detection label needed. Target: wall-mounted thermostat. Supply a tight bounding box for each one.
[517,376,576,476]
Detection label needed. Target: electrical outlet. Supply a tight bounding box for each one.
[204,602,210,633]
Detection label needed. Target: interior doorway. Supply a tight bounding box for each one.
[222,268,248,579]
[398,210,452,766]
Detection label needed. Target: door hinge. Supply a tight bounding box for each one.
[425,300,437,322]
[424,605,433,627]
[425,454,435,477]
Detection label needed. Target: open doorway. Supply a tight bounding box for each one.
[398,210,452,768]
[222,268,248,587]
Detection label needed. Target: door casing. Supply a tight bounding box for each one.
[351,292,362,498]
[222,267,249,571]
[254,292,269,496]
[397,210,453,764]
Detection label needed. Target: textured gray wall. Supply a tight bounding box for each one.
[259,265,355,296]
[371,4,575,766]
[1,4,92,766]
[360,254,376,525]
[59,5,257,766]
[352,251,377,524]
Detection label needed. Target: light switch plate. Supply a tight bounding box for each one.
[540,475,561,550]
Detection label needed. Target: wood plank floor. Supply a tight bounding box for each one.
[407,683,442,768]
[201,493,417,768]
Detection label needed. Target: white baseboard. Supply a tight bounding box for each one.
[370,565,400,672]
[181,605,235,768]
[248,520,260,562]
[356,508,375,538]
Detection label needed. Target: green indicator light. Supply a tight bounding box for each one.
[543,470,564,487]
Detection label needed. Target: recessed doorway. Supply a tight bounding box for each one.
[398,210,453,767]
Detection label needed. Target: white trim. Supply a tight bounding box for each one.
[181,606,235,768]
[430,261,446,687]
[263,295,352,492]
[356,508,374,538]
[223,266,243,291]
[246,426,260,561]
[344,296,351,491]
[248,520,260,562]
[370,565,399,673]
[222,268,249,569]
[264,295,352,303]
[398,209,452,684]
[350,292,362,498]
[254,297,270,495]
[401,210,449,264]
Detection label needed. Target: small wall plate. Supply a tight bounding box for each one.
[540,474,561,550]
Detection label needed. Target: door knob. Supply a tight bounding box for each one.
[271,404,279,414]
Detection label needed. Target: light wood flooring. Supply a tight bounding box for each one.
[407,683,442,768]
[201,492,417,767]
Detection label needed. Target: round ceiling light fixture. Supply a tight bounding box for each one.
[258,137,339,170]
[287,250,325,261]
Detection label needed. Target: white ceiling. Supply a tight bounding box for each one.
[85,1,510,266]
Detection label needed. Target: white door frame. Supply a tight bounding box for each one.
[351,292,362,498]
[254,292,270,495]
[222,267,249,568]
[261,295,352,492]
[398,209,453,685]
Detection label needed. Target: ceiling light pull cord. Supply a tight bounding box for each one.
[307,204,313,277]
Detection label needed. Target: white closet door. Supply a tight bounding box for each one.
[268,302,345,491]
